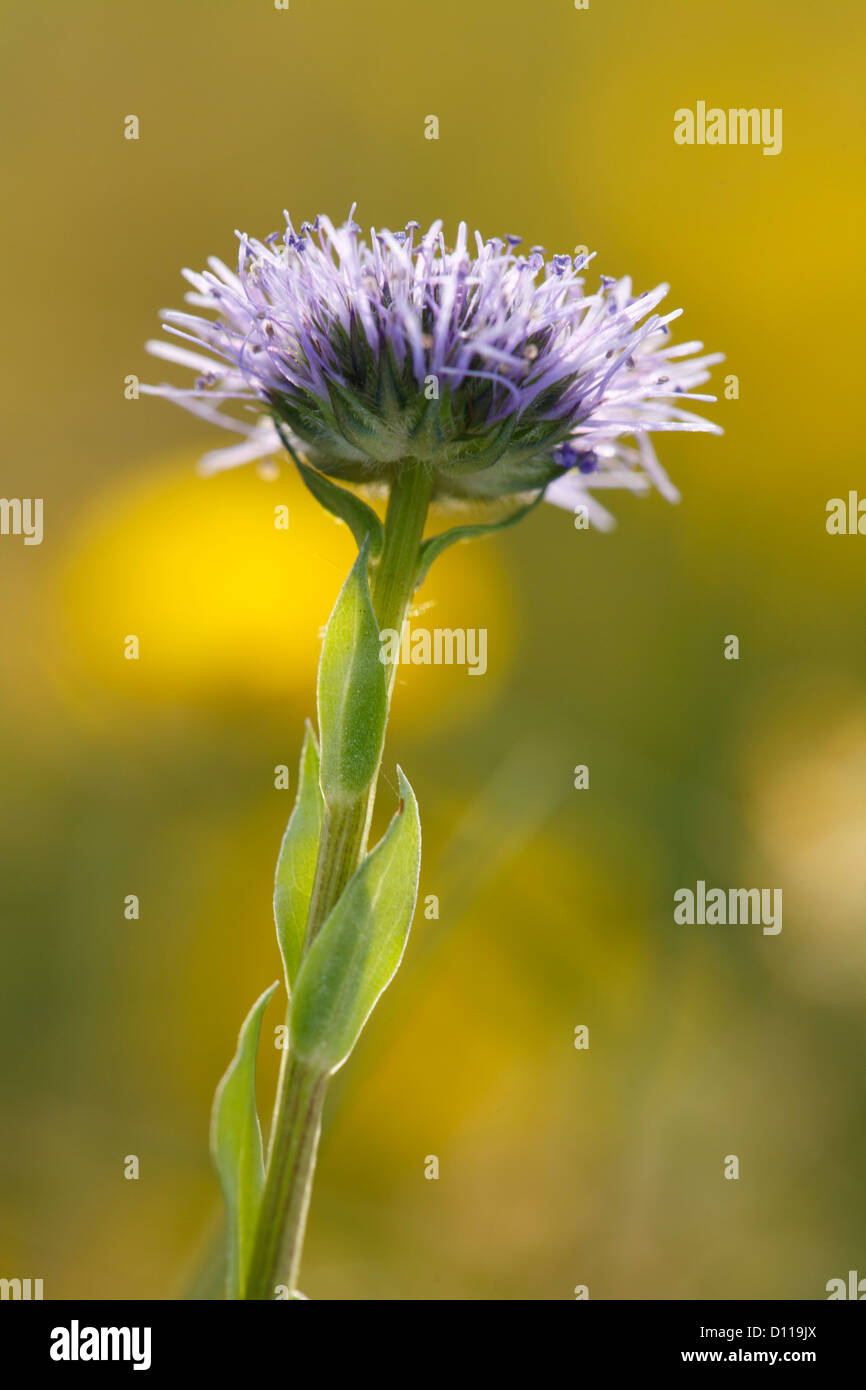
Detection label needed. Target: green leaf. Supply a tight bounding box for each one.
[296,457,385,558]
[317,540,387,807]
[273,420,384,557]
[416,491,546,587]
[274,722,325,991]
[210,981,279,1300]
[289,767,421,1074]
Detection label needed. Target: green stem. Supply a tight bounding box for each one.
[371,461,436,661]
[302,460,434,953]
[245,1056,326,1300]
[301,799,369,952]
[244,460,433,1300]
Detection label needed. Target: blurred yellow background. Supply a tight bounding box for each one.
[1,0,863,1299]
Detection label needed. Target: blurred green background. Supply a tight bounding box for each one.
[1,0,864,1300]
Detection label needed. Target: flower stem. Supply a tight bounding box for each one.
[370,461,436,665]
[245,1056,326,1299]
[244,461,433,1300]
[302,460,434,951]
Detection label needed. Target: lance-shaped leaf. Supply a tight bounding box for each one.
[273,419,384,558]
[415,491,545,587]
[289,767,421,1074]
[274,722,325,991]
[295,457,384,560]
[210,981,279,1300]
[317,540,387,807]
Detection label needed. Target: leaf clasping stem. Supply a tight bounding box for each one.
[244,460,433,1300]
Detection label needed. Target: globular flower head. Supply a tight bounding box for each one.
[145,210,722,528]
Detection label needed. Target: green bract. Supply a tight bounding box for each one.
[270,377,569,503]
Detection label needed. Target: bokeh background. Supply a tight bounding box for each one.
[1,0,864,1300]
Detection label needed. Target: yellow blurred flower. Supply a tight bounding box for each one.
[56,452,514,723]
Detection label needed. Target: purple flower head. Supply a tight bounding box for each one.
[144,209,723,527]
